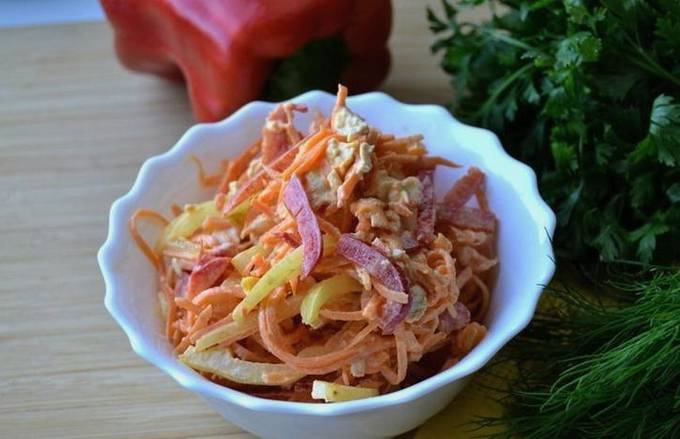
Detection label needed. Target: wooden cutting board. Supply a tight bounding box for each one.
[0,2,493,438]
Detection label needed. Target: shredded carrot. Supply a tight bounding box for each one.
[193,286,245,305]
[223,172,267,212]
[175,297,202,315]
[270,141,303,172]
[313,255,352,273]
[189,304,213,335]
[232,342,277,363]
[259,217,295,246]
[214,193,226,211]
[319,309,364,321]
[456,322,486,354]
[317,216,341,238]
[288,138,330,177]
[130,84,497,402]
[379,154,460,169]
[336,172,360,208]
[175,335,192,354]
[361,293,382,320]
[339,205,354,233]
[129,209,168,269]
[248,253,270,277]
[257,179,282,205]
[394,328,408,383]
[280,129,331,178]
[252,197,275,218]
[471,275,491,321]
[374,282,409,304]
[161,280,177,342]
[377,135,424,154]
[289,276,299,295]
[476,190,490,211]
[218,141,260,193]
[333,84,348,115]
[190,155,222,187]
[201,216,232,232]
[170,203,183,217]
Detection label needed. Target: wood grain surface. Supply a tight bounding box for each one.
[0,2,485,438]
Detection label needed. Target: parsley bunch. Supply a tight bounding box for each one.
[429,0,680,265]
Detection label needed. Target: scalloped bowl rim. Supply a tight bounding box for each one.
[98,90,556,417]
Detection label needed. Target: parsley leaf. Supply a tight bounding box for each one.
[429,0,680,265]
[555,32,602,68]
[645,94,680,166]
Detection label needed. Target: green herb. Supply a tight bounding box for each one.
[262,36,348,102]
[429,0,680,265]
[480,269,680,439]
[428,2,680,436]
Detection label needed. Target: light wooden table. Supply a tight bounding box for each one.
[0,2,492,438]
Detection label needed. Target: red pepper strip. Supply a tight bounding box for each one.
[443,167,485,208]
[379,266,412,335]
[437,205,497,233]
[380,300,410,335]
[262,104,307,165]
[416,169,435,243]
[283,175,322,279]
[336,234,406,292]
[438,303,471,333]
[186,257,230,298]
[336,234,410,334]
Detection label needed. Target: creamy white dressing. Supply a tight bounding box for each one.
[355,142,374,174]
[326,138,357,176]
[332,106,369,140]
[388,176,423,205]
[246,157,262,178]
[304,170,336,209]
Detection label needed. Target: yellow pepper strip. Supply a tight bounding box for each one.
[225,197,251,228]
[240,276,259,293]
[161,239,201,259]
[301,273,362,328]
[231,246,303,323]
[195,293,303,351]
[180,346,304,386]
[311,380,378,402]
[161,200,218,246]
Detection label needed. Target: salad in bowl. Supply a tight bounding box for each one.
[129,85,498,402]
[100,86,555,438]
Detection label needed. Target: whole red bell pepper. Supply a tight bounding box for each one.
[101,0,392,122]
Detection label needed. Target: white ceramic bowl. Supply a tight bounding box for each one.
[98,90,556,439]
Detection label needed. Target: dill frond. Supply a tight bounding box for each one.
[480,270,680,439]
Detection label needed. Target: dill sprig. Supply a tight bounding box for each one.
[479,269,680,439]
